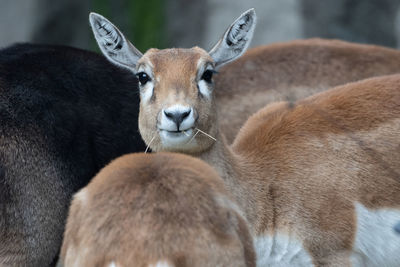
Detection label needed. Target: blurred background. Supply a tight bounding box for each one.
[1,0,400,53]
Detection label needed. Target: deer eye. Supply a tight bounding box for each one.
[136,72,151,86]
[201,69,216,83]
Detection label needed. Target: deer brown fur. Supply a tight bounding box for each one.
[90,11,400,145]
[142,73,400,266]
[215,38,400,143]
[90,10,400,266]
[61,152,255,267]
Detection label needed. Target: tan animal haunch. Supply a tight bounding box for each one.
[60,152,255,267]
[91,9,400,266]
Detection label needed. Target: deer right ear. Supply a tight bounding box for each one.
[209,9,256,68]
[89,12,143,71]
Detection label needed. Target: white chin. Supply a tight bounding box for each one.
[159,128,196,149]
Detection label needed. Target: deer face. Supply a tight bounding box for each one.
[89,9,256,153]
[135,47,218,152]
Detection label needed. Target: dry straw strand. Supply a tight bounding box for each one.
[195,128,217,141]
[145,135,156,153]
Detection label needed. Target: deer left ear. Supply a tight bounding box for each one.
[209,8,256,68]
[89,12,143,71]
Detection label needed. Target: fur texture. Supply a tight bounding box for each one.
[216,38,400,143]
[230,75,400,265]
[139,51,400,265]
[0,43,146,266]
[90,10,400,145]
[90,11,400,264]
[61,152,256,267]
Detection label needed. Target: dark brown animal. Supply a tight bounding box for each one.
[0,44,145,266]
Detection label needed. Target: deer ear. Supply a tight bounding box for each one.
[89,12,143,71]
[209,8,256,68]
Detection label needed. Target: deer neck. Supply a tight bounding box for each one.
[196,132,234,182]
[194,129,274,235]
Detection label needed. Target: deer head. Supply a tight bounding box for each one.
[89,9,256,153]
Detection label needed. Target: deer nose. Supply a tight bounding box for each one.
[164,107,192,130]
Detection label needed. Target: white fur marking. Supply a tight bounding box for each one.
[351,202,400,267]
[138,64,154,103]
[149,260,174,267]
[140,81,154,103]
[198,80,212,98]
[108,261,118,267]
[74,189,88,205]
[196,58,213,99]
[254,233,313,267]
[160,128,198,150]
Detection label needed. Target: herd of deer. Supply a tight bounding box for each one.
[0,8,399,267]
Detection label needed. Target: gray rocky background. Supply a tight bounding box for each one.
[1,0,400,51]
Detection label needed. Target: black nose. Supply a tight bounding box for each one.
[164,109,191,129]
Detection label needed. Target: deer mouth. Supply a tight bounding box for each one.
[158,128,195,146]
[160,128,194,138]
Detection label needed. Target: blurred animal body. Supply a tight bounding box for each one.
[0,44,145,266]
[61,152,256,267]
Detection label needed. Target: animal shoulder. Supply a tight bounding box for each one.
[233,74,400,155]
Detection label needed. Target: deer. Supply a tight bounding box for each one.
[60,152,255,267]
[90,8,400,266]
